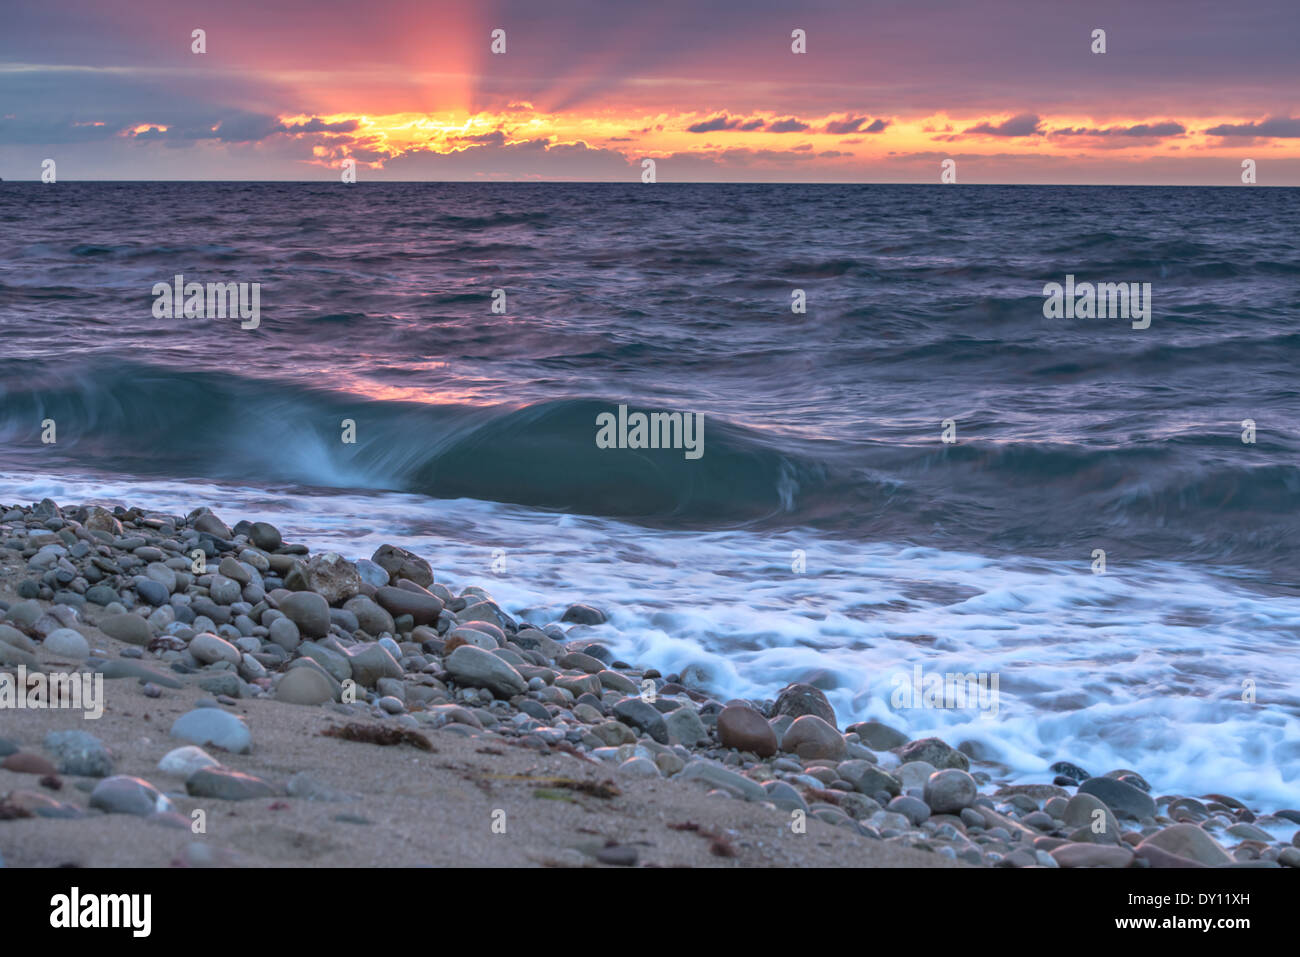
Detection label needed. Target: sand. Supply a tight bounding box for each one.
[0,600,961,868]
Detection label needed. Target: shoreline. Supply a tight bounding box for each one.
[0,496,1296,868]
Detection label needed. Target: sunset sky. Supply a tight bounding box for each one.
[2,0,1298,183]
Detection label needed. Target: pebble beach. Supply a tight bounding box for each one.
[0,496,1296,869]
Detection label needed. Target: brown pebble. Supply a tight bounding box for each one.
[2,752,58,776]
[716,705,779,758]
[39,774,63,791]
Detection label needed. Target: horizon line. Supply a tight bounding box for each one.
[1,179,1292,188]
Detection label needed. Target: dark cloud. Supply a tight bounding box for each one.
[0,114,128,143]
[284,117,362,134]
[687,114,741,132]
[963,113,1043,136]
[767,117,811,133]
[686,114,766,133]
[1204,116,1300,138]
[212,113,284,142]
[1051,122,1185,137]
[822,116,888,134]
[824,115,872,134]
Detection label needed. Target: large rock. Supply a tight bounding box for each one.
[44,730,113,777]
[157,746,220,777]
[276,592,331,638]
[374,586,443,626]
[268,617,300,651]
[678,761,766,802]
[189,633,242,666]
[848,720,908,750]
[248,522,282,551]
[557,650,604,673]
[343,595,395,636]
[513,628,562,658]
[297,642,352,682]
[354,558,390,589]
[888,795,931,825]
[191,509,233,539]
[186,767,275,801]
[1078,776,1156,821]
[206,574,242,605]
[1062,792,1121,842]
[612,698,669,744]
[133,576,169,606]
[716,705,778,757]
[1137,824,1232,866]
[924,768,979,813]
[664,705,709,748]
[780,714,846,760]
[896,761,938,790]
[89,776,172,816]
[275,667,335,705]
[1050,760,1091,784]
[97,613,153,646]
[285,552,362,605]
[170,708,252,754]
[0,624,34,650]
[836,760,902,797]
[43,628,89,660]
[445,645,526,698]
[371,544,433,587]
[0,642,39,669]
[898,737,969,771]
[1050,843,1135,869]
[598,670,638,695]
[343,642,403,687]
[456,600,514,631]
[773,682,836,725]
[83,506,123,536]
[445,627,498,651]
[4,600,44,629]
[763,780,809,813]
[561,603,606,625]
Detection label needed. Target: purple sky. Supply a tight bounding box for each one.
[2,0,1298,182]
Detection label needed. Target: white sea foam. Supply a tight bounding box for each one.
[4,471,1297,809]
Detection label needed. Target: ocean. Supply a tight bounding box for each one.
[2,182,1298,807]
